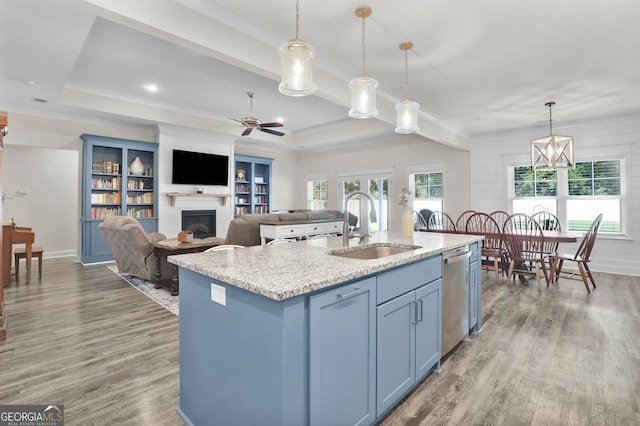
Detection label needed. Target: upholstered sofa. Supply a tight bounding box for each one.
[99,216,167,280]
[223,210,356,247]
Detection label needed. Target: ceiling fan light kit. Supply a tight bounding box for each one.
[530,101,575,170]
[349,6,379,119]
[278,0,316,97]
[232,92,285,137]
[395,42,420,134]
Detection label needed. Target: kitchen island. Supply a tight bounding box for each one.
[169,232,483,426]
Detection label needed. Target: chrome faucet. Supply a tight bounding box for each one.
[343,191,377,246]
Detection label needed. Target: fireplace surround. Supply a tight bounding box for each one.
[181,210,216,239]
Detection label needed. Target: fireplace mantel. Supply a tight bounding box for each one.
[166,192,230,207]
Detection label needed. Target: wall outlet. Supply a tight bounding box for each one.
[211,283,226,306]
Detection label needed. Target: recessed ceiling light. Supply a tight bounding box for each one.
[143,83,158,93]
[22,80,35,86]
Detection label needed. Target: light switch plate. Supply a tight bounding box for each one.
[211,283,226,306]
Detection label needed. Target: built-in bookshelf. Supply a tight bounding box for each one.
[81,134,159,263]
[234,154,273,217]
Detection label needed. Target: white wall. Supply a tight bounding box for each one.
[470,113,640,276]
[3,144,78,257]
[296,135,471,235]
[1,112,155,258]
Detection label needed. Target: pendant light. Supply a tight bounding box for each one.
[395,42,420,134]
[278,0,316,97]
[530,101,575,170]
[348,6,378,119]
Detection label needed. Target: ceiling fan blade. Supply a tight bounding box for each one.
[259,122,284,128]
[230,118,245,125]
[242,127,252,136]
[259,127,285,137]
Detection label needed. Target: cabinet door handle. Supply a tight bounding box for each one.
[417,298,423,322]
[337,288,362,300]
[412,301,417,324]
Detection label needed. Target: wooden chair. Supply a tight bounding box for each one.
[502,213,549,291]
[550,214,603,294]
[426,211,457,233]
[413,210,427,230]
[532,211,561,269]
[456,210,477,232]
[466,212,503,284]
[14,246,44,280]
[419,209,433,225]
[489,210,510,230]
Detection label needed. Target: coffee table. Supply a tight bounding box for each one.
[153,238,223,295]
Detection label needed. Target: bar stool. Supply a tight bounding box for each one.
[14,246,44,280]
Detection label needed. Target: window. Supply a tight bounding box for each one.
[512,166,558,216]
[567,160,622,232]
[509,157,626,235]
[307,179,328,210]
[411,171,444,212]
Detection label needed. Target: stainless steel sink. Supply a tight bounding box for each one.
[329,244,421,260]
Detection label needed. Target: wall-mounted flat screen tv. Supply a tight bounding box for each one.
[172,149,229,186]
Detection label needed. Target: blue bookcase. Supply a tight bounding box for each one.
[233,154,273,217]
[80,134,159,263]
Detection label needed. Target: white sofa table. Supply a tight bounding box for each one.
[259,219,343,245]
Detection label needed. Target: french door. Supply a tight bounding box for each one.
[339,172,389,234]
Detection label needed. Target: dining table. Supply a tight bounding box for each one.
[418,228,582,282]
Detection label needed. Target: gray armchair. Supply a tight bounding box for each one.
[99,216,167,281]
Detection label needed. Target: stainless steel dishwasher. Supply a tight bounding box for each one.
[442,246,471,356]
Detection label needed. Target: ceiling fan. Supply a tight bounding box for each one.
[230,92,284,137]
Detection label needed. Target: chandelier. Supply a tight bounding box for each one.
[530,101,574,170]
[395,42,420,134]
[348,6,378,119]
[278,0,316,97]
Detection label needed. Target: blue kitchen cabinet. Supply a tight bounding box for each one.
[309,277,377,426]
[375,257,442,417]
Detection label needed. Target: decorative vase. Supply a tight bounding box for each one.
[401,207,414,237]
[130,156,144,175]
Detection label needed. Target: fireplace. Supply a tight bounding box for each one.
[182,210,216,239]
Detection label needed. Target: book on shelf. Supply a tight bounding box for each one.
[91,207,122,219]
[127,207,154,218]
[91,192,121,204]
[126,193,154,204]
[92,176,121,189]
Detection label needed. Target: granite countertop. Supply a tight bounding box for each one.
[168,232,483,301]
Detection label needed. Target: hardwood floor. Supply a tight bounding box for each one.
[1,258,639,425]
[0,257,183,425]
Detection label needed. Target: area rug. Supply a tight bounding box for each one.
[107,265,179,316]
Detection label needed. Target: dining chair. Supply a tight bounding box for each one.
[502,213,550,291]
[419,209,433,225]
[455,209,477,231]
[550,213,603,294]
[532,211,562,269]
[489,210,510,231]
[466,212,503,284]
[426,211,457,233]
[413,210,427,230]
